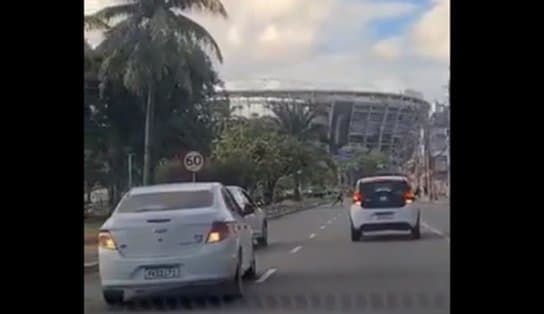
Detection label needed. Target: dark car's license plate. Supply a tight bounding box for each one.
[144,266,180,280]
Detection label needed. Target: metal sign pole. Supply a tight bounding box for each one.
[192,172,196,182]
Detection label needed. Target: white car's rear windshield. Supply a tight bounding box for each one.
[358,180,409,194]
[116,190,214,213]
[358,180,410,208]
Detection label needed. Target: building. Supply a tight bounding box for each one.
[428,104,450,198]
[211,89,431,166]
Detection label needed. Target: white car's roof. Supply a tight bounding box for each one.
[357,176,408,184]
[129,182,222,195]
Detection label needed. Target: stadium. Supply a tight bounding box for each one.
[211,89,431,167]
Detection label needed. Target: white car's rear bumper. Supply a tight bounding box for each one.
[350,204,419,232]
[99,239,238,292]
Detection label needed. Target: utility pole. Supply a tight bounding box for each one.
[424,113,433,202]
[128,153,133,189]
[446,122,450,198]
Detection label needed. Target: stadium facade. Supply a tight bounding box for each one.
[212,89,431,167]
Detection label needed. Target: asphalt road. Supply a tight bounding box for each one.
[84,201,450,314]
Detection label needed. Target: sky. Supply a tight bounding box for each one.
[84,0,449,101]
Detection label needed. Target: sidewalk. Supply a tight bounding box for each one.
[264,198,329,218]
[419,195,449,205]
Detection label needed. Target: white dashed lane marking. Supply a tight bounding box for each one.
[256,268,277,283]
[309,233,316,239]
[289,246,302,254]
[422,221,450,242]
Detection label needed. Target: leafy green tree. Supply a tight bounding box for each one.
[211,119,261,190]
[90,0,227,185]
[212,118,294,203]
[268,102,322,199]
[337,146,389,185]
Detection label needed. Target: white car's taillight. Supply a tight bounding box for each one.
[404,191,416,204]
[206,221,233,244]
[98,230,117,250]
[353,191,364,206]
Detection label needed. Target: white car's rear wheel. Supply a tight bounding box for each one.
[103,289,124,306]
[350,224,360,242]
[411,215,421,239]
[258,222,268,246]
[225,252,244,299]
[243,250,257,280]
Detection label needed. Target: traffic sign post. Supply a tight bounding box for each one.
[183,151,204,182]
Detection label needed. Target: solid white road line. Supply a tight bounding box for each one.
[422,221,450,242]
[256,268,277,283]
[320,225,326,230]
[309,233,316,239]
[290,246,303,254]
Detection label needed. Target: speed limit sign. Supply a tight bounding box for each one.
[183,151,204,172]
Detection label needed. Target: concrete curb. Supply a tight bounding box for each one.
[266,201,329,220]
[83,201,329,273]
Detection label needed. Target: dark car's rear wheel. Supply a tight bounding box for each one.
[103,289,124,306]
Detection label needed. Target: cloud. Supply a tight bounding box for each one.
[187,0,335,63]
[410,0,450,62]
[371,37,402,60]
[84,0,449,101]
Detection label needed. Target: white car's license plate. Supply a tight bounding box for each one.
[376,214,393,220]
[144,267,180,280]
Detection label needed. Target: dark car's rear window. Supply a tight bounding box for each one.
[358,180,410,208]
[116,190,214,213]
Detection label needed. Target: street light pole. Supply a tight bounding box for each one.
[128,153,133,189]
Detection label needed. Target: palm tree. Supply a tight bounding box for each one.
[84,15,110,31]
[89,0,227,185]
[268,101,321,200]
[269,101,318,142]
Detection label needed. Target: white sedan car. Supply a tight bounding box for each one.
[98,182,256,305]
[349,176,420,241]
[226,186,268,246]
